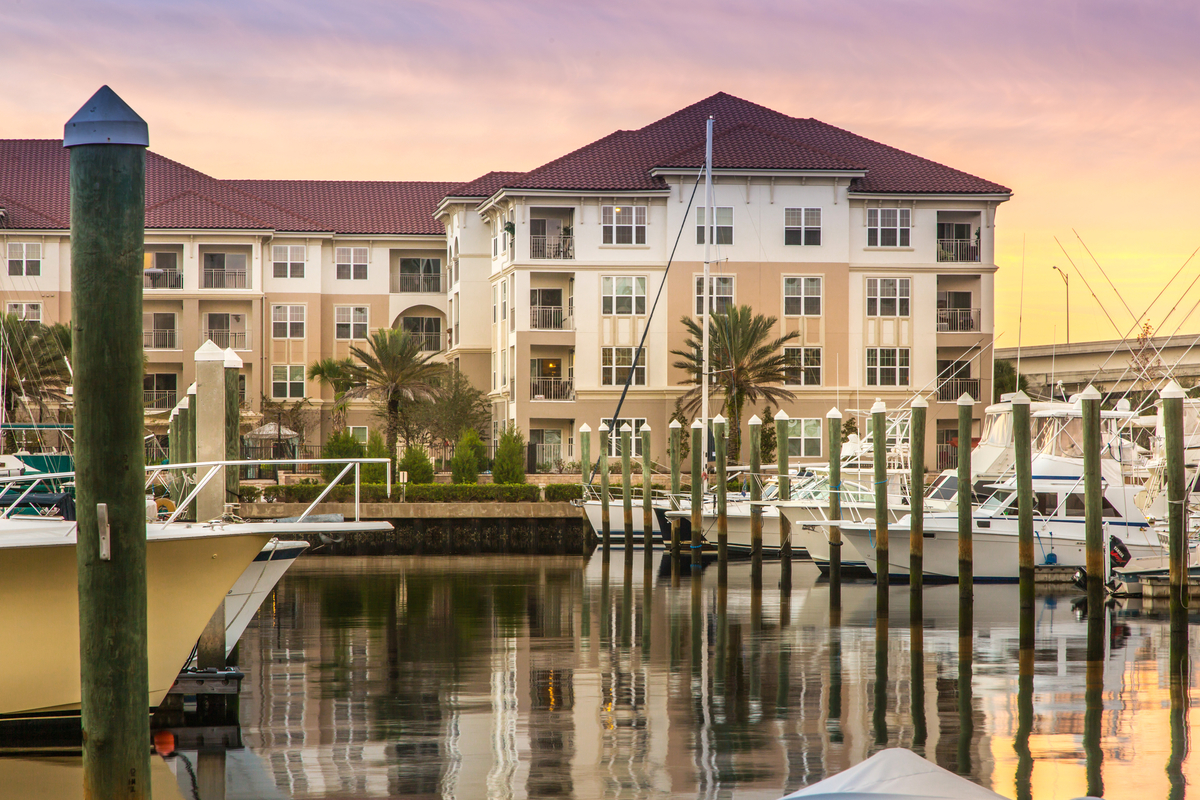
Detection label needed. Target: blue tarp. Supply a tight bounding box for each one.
[0,492,76,520]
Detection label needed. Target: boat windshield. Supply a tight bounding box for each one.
[792,477,875,504]
[927,474,957,501]
[979,490,1013,514]
[1034,417,1085,458]
[980,411,1012,447]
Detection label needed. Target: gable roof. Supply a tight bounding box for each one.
[446,171,525,199]
[226,180,460,236]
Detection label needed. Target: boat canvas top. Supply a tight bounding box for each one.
[780,748,1006,799]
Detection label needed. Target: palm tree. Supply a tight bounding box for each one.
[671,305,800,461]
[343,328,445,465]
[0,314,72,447]
[308,357,356,431]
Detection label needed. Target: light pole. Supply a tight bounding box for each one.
[1051,265,1069,344]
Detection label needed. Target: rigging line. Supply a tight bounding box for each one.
[1017,235,1026,380]
[1053,236,1144,361]
[1073,228,1140,326]
[589,169,703,485]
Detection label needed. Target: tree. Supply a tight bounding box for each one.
[307,357,356,431]
[451,430,482,484]
[993,359,1029,402]
[670,305,800,462]
[492,426,526,484]
[760,405,777,463]
[258,395,319,444]
[0,315,72,448]
[362,431,390,483]
[398,445,434,484]
[321,429,364,482]
[343,328,446,467]
[417,368,490,446]
[841,414,858,443]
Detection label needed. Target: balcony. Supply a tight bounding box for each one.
[143,269,182,290]
[937,378,980,402]
[530,235,574,260]
[144,390,176,410]
[203,269,247,289]
[937,308,981,332]
[143,329,178,350]
[530,377,574,401]
[205,329,249,350]
[937,239,980,263]
[393,273,442,293]
[530,306,572,330]
[936,443,957,471]
[413,332,444,352]
[534,442,565,465]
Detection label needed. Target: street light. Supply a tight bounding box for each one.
[1051,265,1069,344]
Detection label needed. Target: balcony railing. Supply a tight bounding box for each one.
[143,269,182,289]
[203,269,247,289]
[143,329,178,350]
[413,332,444,352]
[393,273,442,293]
[530,235,575,260]
[937,378,980,402]
[936,443,957,471]
[530,377,574,401]
[937,239,980,263]
[530,306,572,330]
[205,329,249,349]
[937,308,981,332]
[144,390,177,410]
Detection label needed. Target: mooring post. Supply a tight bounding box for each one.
[748,415,763,588]
[910,395,927,596]
[176,396,190,506]
[620,423,633,553]
[641,422,653,552]
[579,423,592,553]
[187,382,198,519]
[714,414,728,584]
[827,407,842,606]
[195,340,227,523]
[669,419,682,563]
[775,410,792,591]
[1163,380,1188,645]
[1013,391,1034,613]
[599,423,610,554]
[169,407,178,464]
[1081,384,1104,610]
[225,348,242,506]
[690,419,703,570]
[871,399,888,606]
[957,392,974,599]
[66,85,152,800]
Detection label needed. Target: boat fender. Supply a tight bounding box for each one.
[1044,552,1058,565]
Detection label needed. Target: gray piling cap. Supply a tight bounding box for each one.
[64,86,149,148]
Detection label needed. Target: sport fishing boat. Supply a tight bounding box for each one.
[223,538,309,656]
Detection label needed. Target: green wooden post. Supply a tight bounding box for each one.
[827,408,842,606]
[641,423,653,551]
[599,423,610,553]
[187,382,198,521]
[66,86,152,800]
[690,419,703,570]
[749,415,763,587]
[169,407,178,464]
[176,398,190,507]
[621,423,633,551]
[910,396,926,594]
[871,400,888,609]
[579,423,592,550]
[1081,384,1103,610]
[669,420,682,561]
[1013,391,1034,612]
[957,392,974,599]
[714,414,728,583]
[1162,381,1188,644]
[775,410,792,590]
[225,349,242,505]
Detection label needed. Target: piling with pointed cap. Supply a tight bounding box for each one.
[598,423,611,552]
[620,423,634,551]
[669,420,682,559]
[579,423,592,551]
[176,395,190,506]
[714,414,728,580]
[640,422,653,551]
[66,85,152,799]
[910,395,927,596]
[1012,390,1034,614]
[195,340,228,522]
[748,415,763,586]
[691,419,703,569]
[225,348,242,506]
[871,399,889,606]
[957,391,974,598]
[1162,380,1188,641]
[1080,384,1104,610]
[776,409,792,589]
[168,406,179,465]
[827,407,843,603]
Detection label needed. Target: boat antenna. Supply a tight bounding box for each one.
[701,115,714,466]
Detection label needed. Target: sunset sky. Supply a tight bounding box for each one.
[4,0,1198,349]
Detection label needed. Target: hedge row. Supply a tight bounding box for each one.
[253,482,542,504]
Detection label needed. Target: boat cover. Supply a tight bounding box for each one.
[0,492,75,520]
[780,748,1007,799]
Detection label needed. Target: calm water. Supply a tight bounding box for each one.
[165,551,1200,799]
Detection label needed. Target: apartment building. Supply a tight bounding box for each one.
[0,92,1009,467]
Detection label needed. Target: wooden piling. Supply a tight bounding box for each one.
[580,423,592,552]
[748,414,763,588]
[775,410,792,589]
[1081,384,1103,610]
[621,423,633,551]
[67,86,152,799]
[599,423,610,553]
[224,349,241,505]
[827,408,842,606]
[669,420,682,563]
[1162,381,1188,641]
[871,399,888,605]
[691,420,702,570]
[714,414,728,584]
[641,423,653,552]
[957,392,974,599]
[1013,391,1034,612]
[1084,606,1104,797]
[910,396,926,594]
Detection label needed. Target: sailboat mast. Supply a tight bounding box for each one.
[701,115,713,466]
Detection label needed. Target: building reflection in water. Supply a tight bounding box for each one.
[224,552,1200,799]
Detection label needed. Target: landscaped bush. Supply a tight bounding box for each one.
[398,446,435,484]
[492,426,526,484]
[451,430,482,484]
[258,482,540,503]
[544,483,582,502]
[362,431,390,483]
[321,430,365,482]
[237,484,262,503]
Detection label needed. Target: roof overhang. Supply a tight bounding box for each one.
[849,192,1012,202]
[476,186,671,216]
[650,167,868,180]
[434,195,488,220]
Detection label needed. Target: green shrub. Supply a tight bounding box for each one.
[492,426,526,484]
[544,483,582,502]
[451,430,482,484]
[321,430,365,482]
[237,484,262,503]
[398,446,434,484]
[405,483,539,503]
[362,431,390,483]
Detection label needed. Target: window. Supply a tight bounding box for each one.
[271,305,305,339]
[348,426,368,444]
[784,347,822,385]
[695,276,734,315]
[493,285,498,323]
[785,208,821,245]
[271,365,305,399]
[1064,494,1121,518]
[202,252,247,288]
[335,306,368,340]
[866,347,911,386]
[866,278,911,317]
[784,277,822,316]
[500,350,507,386]
[401,317,441,351]
[601,205,647,245]
[787,419,822,458]
[7,243,41,276]
[601,276,647,315]
[394,258,441,292]
[335,247,368,280]
[602,418,648,457]
[501,281,507,322]
[272,245,305,278]
[6,302,40,322]
[867,208,911,247]
[492,353,497,390]
[696,206,733,245]
[601,347,646,386]
[144,251,181,288]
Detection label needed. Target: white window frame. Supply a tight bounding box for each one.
[500,349,507,387]
[783,347,822,386]
[601,347,646,387]
[348,426,368,444]
[866,347,911,387]
[601,276,647,316]
[492,353,497,390]
[272,245,305,278]
[866,277,911,317]
[7,243,41,277]
[335,306,368,340]
[271,365,306,399]
[601,205,647,245]
[867,208,911,247]
[695,275,735,315]
[271,304,305,339]
[784,276,822,316]
[335,246,368,280]
[602,418,648,457]
[492,285,498,323]
[787,418,823,458]
[785,208,822,246]
[6,302,41,322]
[696,206,733,245]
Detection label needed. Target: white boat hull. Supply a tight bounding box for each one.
[582,500,666,548]
[224,539,309,656]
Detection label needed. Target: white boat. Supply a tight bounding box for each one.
[582,495,669,548]
[223,538,309,656]
[779,746,1008,799]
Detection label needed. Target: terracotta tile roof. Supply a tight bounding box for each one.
[446,171,525,198]
[658,122,861,171]
[227,180,460,235]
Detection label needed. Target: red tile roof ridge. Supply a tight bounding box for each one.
[0,191,68,228]
[145,187,275,229]
[655,120,864,171]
